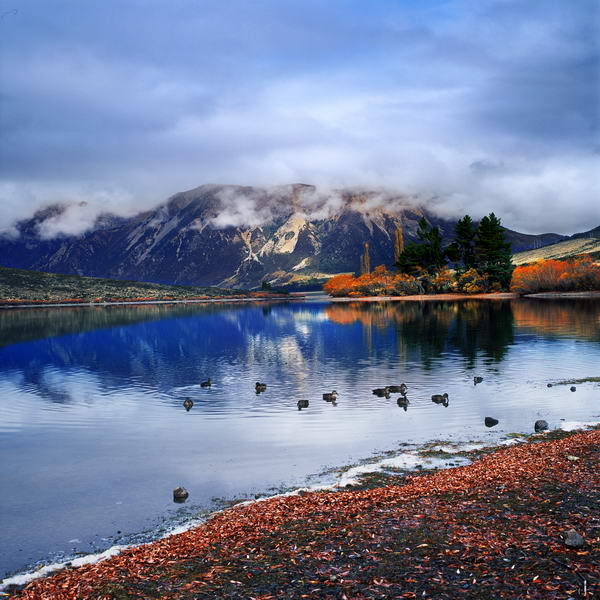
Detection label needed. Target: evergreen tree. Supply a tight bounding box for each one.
[397,217,446,275]
[474,213,514,289]
[452,215,477,269]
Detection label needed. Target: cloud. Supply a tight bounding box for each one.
[0,0,598,234]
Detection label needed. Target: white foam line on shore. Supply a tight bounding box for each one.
[0,545,129,591]
[559,420,600,432]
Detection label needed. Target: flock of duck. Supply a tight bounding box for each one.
[181,376,484,412]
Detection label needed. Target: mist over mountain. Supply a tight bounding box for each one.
[0,184,571,289]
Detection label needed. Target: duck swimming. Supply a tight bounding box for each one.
[431,393,449,407]
[474,376,483,385]
[323,390,338,402]
[388,384,407,394]
[255,382,267,393]
[200,378,212,388]
[372,387,391,398]
[396,396,410,411]
[183,398,194,411]
[297,399,309,411]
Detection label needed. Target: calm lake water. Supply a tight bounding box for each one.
[1,297,600,578]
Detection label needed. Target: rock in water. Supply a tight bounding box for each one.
[173,486,189,502]
[547,383,553,387]
[564,529,585,548]
[570,386,576,392]
[534,419,549,432]
[484,417,499,427]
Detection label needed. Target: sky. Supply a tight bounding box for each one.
[0,0,598,234]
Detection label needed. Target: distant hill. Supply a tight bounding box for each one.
[513,233,600,265]
[0,184,570,289]
[0,266,249,304]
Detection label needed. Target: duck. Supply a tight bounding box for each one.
[372,387,391,398]
[431,393,449,407]
[388,384,407,394]
[297,399,309,411]
[200,378,212,388]
[396,396,410,411]
[183,398,194,411]
[255,382,267,393]
[474,376,483,385]
[323,390,338,402]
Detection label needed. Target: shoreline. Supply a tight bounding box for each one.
[2,290,600,310]
[0,295,298,310]
[6,424,599,599]
[330,291,600,302]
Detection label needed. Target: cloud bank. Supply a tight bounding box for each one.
[0,0,598,234]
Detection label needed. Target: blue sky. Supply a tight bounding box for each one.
[0,0,598,233]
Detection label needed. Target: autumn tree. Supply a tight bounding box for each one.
[474,213,514,289]
[360,242,371,275]
[393,225,404,264]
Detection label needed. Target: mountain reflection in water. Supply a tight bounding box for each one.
[0,298,599,578]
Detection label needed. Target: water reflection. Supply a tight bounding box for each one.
[1,298,600,578]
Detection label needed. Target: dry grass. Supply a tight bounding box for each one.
[513,238,600,265]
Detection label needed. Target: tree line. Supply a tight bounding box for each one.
[395,213,514,290]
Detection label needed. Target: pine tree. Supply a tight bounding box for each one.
[397,217,445,275]
[474,213,514,289]
[393,225,404,264]
[360,242,371,275]
[447,215,477,269]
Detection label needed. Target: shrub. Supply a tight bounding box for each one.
[510,256,600,293]
[456,269,489,294]
[323,267,422,297]
[430,268,456,293]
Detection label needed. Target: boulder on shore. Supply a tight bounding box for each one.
[534,420,549,433]
[564,529,585,548]
[484,417,499,427]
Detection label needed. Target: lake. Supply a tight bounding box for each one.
[1,297,599,579]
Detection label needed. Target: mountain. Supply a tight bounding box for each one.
[0,184,571,289]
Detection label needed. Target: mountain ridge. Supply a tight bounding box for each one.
[0,184,579,289]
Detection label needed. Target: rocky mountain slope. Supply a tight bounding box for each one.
[0,184,570,289]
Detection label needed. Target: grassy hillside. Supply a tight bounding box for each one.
[0,266,254,304]
[512,237,600,265]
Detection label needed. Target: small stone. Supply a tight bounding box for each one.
[485,417,499,427]
[329,575,338,582]
[173,486,189,502]
[564,529,584,548]
[534,420,548,433]
[566,455,580,462]
[547,383,553,388]
[570,386,576,392]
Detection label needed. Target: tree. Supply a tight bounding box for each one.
[474,213,514,289]
[397,217,446,275]
[448,215,477,269]
[393,225,404,263]
[360,242,371,275]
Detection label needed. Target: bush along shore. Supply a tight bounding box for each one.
[6,426,599,599]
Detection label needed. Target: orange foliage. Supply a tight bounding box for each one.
[323,267,422,297]
[510,256,600,293]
